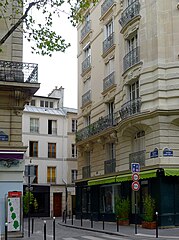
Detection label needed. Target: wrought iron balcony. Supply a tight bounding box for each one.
[0,60,38,83]
[103,32,114,55]
[81,21,91,40]
[104,158,116,174]
[82,90,91,107]
[76,113,116,142]
[101,0,115,16]
[119,0,140,28]
[129,150,145,168]
[123,46,140,71]
[119,98,141,120]
[82,55,91,74]
[82,165,91,179]
[103,71,115,91]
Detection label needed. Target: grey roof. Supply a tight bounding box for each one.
[63,107,78,114]
[24,105,66,116]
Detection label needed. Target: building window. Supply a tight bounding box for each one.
[84,114,91,127]
[40,100,44,107]
[72,119,77,132]
[33,165,38,183]
[50,102,53,108]
[48,120,57,135]
[71,170,78,183]
[31,100,36,106]
[133,130,145,152]
[48,143,56,158]
[30,118,39,133]
[105,58,114,77]
[107,143,116,159]
[29,141,38,157]
[47,167,56,183]
[72,144,77,158]
[45,101,48,108]
[130,80,139,101]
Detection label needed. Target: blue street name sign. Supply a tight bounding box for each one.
[150,148,158,158]
[163,148,173,157]
[131,163,140,173]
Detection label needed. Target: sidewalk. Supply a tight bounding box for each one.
[60,218,179,239]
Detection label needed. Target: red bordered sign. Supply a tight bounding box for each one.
[132,173,140,181]
[8,191,22,198]
[131,181,140,191]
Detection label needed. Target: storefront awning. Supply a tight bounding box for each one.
[116,173,131,182]
[164,168,179,177]
[140,169,157,179]
[88,176,116,186]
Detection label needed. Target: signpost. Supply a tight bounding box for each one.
[131,163,140,235]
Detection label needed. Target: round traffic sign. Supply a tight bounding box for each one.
[132,181,140,191]
[132,173,140,181]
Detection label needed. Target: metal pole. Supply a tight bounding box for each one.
[91,213,93,228]
[66,186,68,222]
[44,220,46,240]
[81,213,83,227]
[71,213,73,225]
[53,217,55,240]
[134,191,137,234]
[28,172,30,238]
[32,218,34,234]
[116,216,119,232]
[102,214,104,230]
[156,212,159,238]
[5,222,8,240]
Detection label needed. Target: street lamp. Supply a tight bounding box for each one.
[24,165,35,237]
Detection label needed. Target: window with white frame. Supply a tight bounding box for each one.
[105,20,113,39]
[30,118,39,133]
[105,58,114,77]
[129,80,139,101]
[132,130,145,152]
[84,44,91,59]
[72,119,77,132]
[84,114,91,127]
[83,77,91,93]
[71,169,78,183]
[127,31,138,53]
[71,144,77,158]
[48,120,57,135]
[107,143,116,159]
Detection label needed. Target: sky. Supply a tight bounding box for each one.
[23,6,78,109]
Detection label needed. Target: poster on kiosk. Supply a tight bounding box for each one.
[6,191,23,237]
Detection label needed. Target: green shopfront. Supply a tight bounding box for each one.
[75,168,179,226]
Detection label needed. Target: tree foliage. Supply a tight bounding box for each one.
[0,0,98,56]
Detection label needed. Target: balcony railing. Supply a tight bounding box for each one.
[123,46,140,71]
[103,32,114,55]
[119,98,141,120]
[101,0,114,16]
[104,158,116,174]
[119,0,140,28]
[82,90,91,107]
[82,55,91,74]
[81,21,91,40]
[76,113,116,142]
[129,150,145,168]
[82,165,91,179]
[0,60,38,83]
[103,71,115,91]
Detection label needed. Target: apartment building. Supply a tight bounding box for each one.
[22,87,78,217]
[76,0,179,226]
[0,2,40,237]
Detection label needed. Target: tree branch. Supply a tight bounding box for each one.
[0,1,41,46]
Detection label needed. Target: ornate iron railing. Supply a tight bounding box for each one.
[0,60,38,83]
[123,46,140,71]
[82,55,91,74]
[119,0,140,28]
[103,71,115,91]
[103,32,114,54]
[76,113,116,142]
[81,21,91,40]
[119,98,141,120]
[101,0,115,16]
[82,165,91,179]
[129,150,145,168]
[104,158,116,174]
[82,90,91,106]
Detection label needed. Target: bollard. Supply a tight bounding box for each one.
[53,217,55,240]
[116,216,119,232]
[91,213,93,228]
[44,220,46,240]
[81,213,83,227]
[156,212,159,238]
[102,214,105,230]
[32,218,34,234]
[71,213,73,225]
[5,222,8,240]
[65,210,67,224]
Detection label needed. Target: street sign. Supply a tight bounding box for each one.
[132,181,140,191]
[132,173,140,181]
[131,163,140,173]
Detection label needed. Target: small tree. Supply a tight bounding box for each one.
[115,196,130,220]
[143,195,155,222]
[23,192,38,215]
